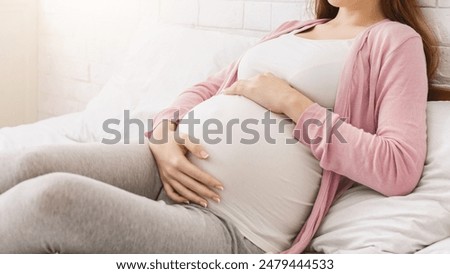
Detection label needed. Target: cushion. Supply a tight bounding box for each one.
[69,20,260,142]
[307,101,450,253]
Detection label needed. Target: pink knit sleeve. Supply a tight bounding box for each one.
[293,36,428,197]
[150,61,237,131]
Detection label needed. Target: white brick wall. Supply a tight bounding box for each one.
[37,0,154,119]
[38,0,450,119]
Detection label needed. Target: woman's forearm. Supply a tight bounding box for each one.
[282,88,314,123]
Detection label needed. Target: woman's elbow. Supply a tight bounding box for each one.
[377,140,426,197]
[382,179,418,197]
[380,163,424,197]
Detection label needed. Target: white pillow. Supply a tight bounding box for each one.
[70,21,260,142]
[416,237,450,254]
[308,101,450,254]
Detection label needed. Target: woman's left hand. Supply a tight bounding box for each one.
[223,72,314,122]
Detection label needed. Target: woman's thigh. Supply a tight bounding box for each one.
[0,172,262,254]
[0,142,162,199]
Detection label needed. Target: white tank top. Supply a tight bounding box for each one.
[238,29,354,109]
[177,30,353,253]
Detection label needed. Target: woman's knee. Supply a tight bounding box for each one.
[0,173,96,253]
[17,147,54,178]
[23,173,90,219]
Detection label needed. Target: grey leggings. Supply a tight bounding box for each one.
[0,143,264,254]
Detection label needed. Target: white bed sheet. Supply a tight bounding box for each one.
[0,113,82,151]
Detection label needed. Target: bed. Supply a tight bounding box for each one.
[1,21,450,254]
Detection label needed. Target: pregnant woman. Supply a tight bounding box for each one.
[0,0,438,254]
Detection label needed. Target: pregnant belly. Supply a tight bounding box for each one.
[177,95,322,252]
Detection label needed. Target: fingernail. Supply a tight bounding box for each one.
[183,200,190,205]
[201,202,208,208]
[215,185,224,191]
[213,197,221,203]
[200,151,209,159]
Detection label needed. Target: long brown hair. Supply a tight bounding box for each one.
[315,0,440,81]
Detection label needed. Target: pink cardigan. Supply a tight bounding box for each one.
[151,19,428,253]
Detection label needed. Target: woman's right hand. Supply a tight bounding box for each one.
[148,121,223,207]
